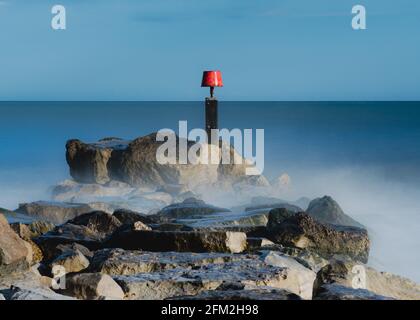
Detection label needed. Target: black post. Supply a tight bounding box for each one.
[205,97,218,141]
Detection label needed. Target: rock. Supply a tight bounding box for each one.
[246,237,275,250]
[113,209,155,225]
[34,223,105,258]
[66,133,260,189]
[10,221,55,241]
[245,197,302,213]
[113,259,290,300]
[67,211,122,237]
[267,212,370,263]
[106,230,247,253]
[50,249,90,274]
[261,251,316,300]
[88,249,247,275]
[169,287,301,300]
[15,201,102,225]
[267,208,295,230]
[150,223,193,232]
[314,259,420,300]
[8,286,76,300]
[314,283,393,300]
[132,221,152,231]
[307,196,365,228]
[62,273,124,300]
[66,138,129,184]
[0,214,32,275]
[55,243,93,259]
[279,247,329,272]
[157,198,230,221]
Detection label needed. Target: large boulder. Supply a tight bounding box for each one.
[267,212,370,263]
[307,196,365,228]
[0,214,32,276]
[66,133,263,189]
[314,260,420,300]
[106,230,247,253]
[261,251,316,300]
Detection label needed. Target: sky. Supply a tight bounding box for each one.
[0,0,419,100]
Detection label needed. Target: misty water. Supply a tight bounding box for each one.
[0,102,419,282]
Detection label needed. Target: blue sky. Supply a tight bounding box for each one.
[0,0,419,100]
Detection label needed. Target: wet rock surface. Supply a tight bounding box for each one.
[113,258,290,300]
[266,212,370,263]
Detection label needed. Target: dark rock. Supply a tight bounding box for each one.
[245,196,303,213]
[314,283,393,300]
[169,288,302,300]
[267,212,370,263]
[113,209,156,225]
[106,230,247,253]
[157,198,230,221]
[67,211,122,238]
[307,196,365,228]
[34,223,105,258]
[150,223,193,232]
[267,208,295,230]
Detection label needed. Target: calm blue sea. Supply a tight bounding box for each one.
[1,101,420,282]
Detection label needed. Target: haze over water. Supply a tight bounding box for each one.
[0,102,419,282]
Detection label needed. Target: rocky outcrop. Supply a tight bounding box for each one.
[0,214,32,276]
[307,196,365,228]
[66,133,265,189]
[314,259,420,300]
[61,273,124,300]
[267,212,370,263]
[15,201,103,225]
[106,230,247,254]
